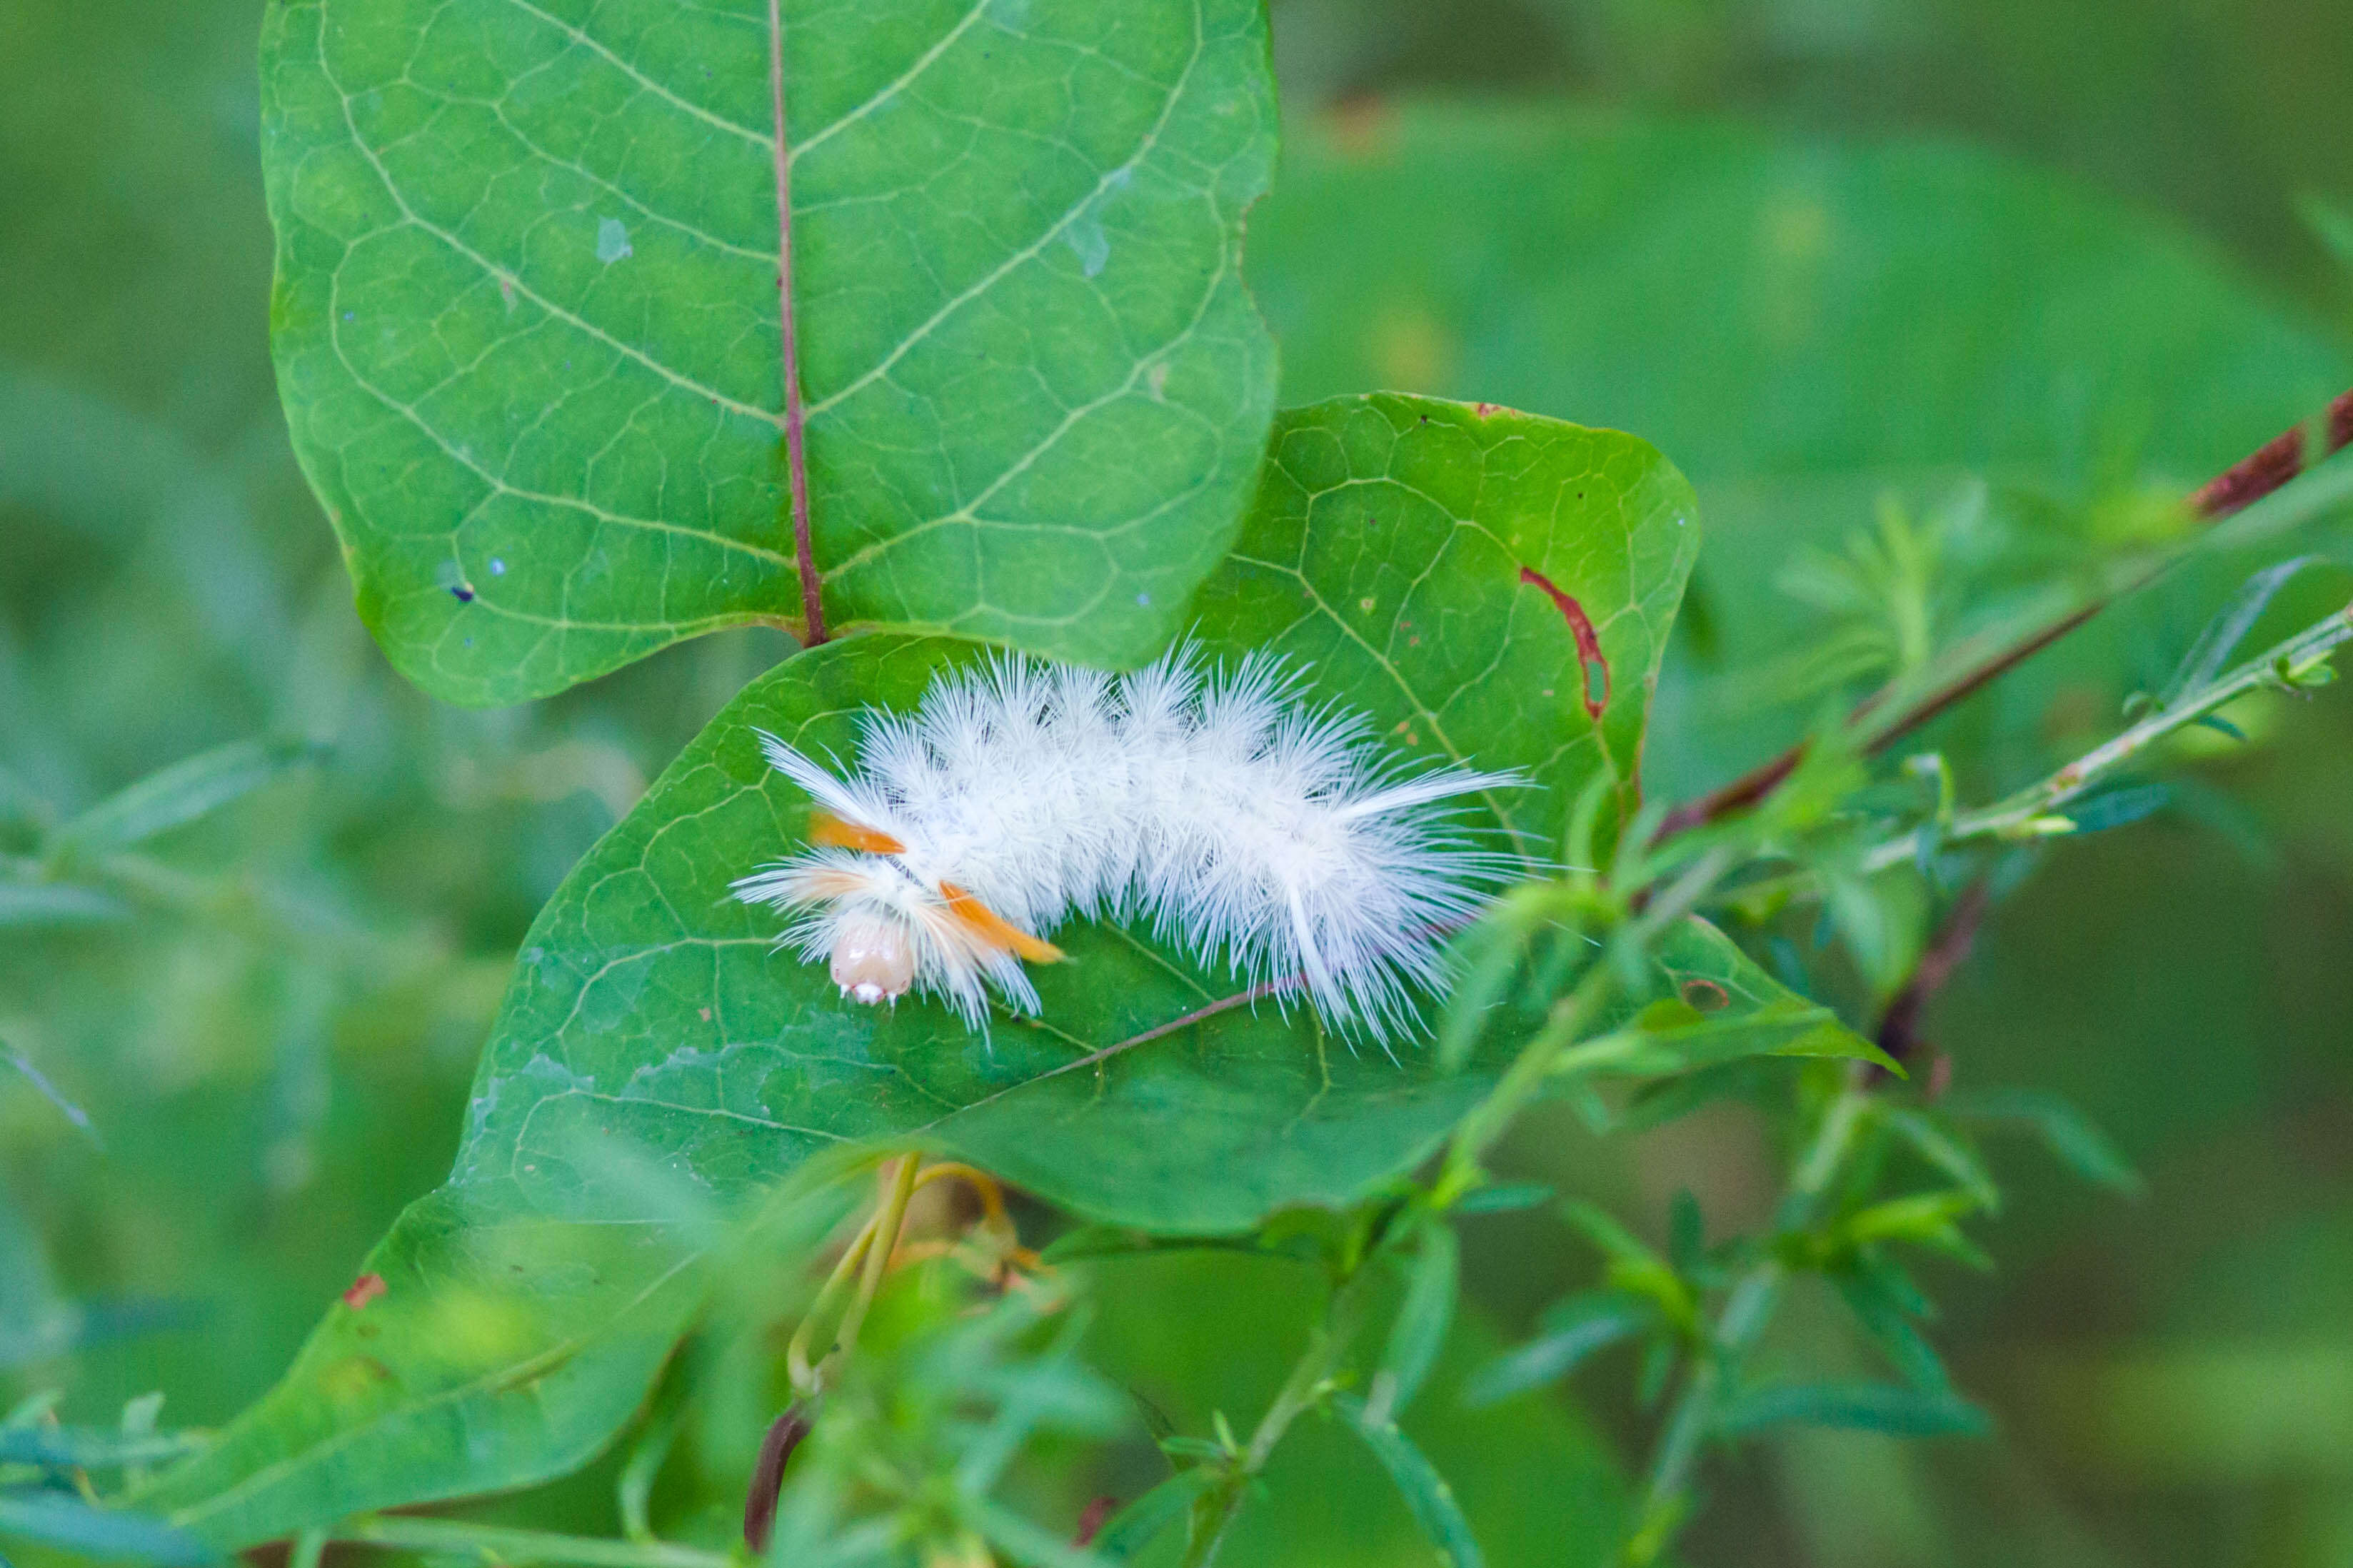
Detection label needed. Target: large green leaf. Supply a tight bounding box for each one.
[1186,393,1696,860]
[1255,104,2344,485]
[138,395,1721,1542]
[261,0,1278,705]
[1248,104,2353,796]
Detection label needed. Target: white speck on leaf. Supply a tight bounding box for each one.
[595,218,633,264]
[490,558,508,576]
[1066,219,1109,278]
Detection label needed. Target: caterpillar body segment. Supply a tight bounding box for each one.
[731,649,1524,1042]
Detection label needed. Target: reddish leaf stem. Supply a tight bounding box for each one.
[742,1402,813,1552]
[1073,1497,1118,1547]
[1872,875,1992,1071]
[768,0,827,644]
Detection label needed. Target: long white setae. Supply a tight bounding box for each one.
[731,648,1523,1043]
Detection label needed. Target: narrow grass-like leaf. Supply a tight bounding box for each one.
[2160,556,2327,704]
[1335,1394,1486,1568]
[0,883,128,928]
[1714,1381,1991,1439]
[1831,1265,1952,1395]
[1452,1183,1552,1216]
[1375,1225,1460,1420]
[0,1428,197,1472]
[1088,1469,1215,1561]
[53,740,317,859]
[1882,1109,2000,1212]
[2063,783,2172,835]
[0,1492,220,1567]
[1463,1292,1652,1407]
[1942,1088,2144,1195]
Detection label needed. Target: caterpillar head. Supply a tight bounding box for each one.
[733,809,1065,1025]
[829,908,915,1005]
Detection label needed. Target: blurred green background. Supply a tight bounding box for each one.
[5,1,2351,1564]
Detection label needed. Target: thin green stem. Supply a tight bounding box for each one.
[1624,1082,1873,1564]
[331,1514,736,1568]
[1440,963,1617,1193]
[289,1528,328,1568]
[831,1153,920,1364]
[1180,1271,1375,1568]
[1864,601,2353,873]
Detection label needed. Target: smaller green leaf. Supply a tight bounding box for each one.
[1941,1089,2144,1195]
[2190,713,2248,742]
[1830,1266,1951,1396]
[1555,1202,1662,1271]
[1088,1469,1216,1561]
[52,740,318,860]
[1557,1204,1695,1333]
[2064,783,2172,835]
[1834,1190,1994,1270]
[1881,1110,2000,1212]
[0,1492,219,1567]
[0,1428,197,1472]
[1714,1381,1990,1439]
[1334,1395,1486,1568]
[1462,1292,1652,1407]
[0,883,128,928]
[2161,556,2327,705]
[1452,1183,1552,1216]
[1666,1192,1704,1278]
[1375,1225,1460,1420]
[1770,1021,1906,1075]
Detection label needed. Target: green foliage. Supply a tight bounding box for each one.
[119,383,1722,1547]
[261,0,1279,703]
[12,3,2353,1567]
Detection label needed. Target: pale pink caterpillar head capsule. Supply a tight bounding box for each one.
[733,785,1064,1029]
[828,909,915,1005]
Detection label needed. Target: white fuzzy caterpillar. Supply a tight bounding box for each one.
[730,649,1522,1043]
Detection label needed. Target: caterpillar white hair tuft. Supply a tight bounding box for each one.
[730,648,1525,1044]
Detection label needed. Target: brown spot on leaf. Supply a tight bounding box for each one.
[1517,565,1610,721]
[342,1272,387,1310]
[1474,401,1508,418]
[1680,978,1730,1013]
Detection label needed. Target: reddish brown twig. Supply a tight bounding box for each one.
[743,1403,814,1552]
[768,1,828,645]
[1872,875,1992,1075]
[1654,387,2353,843]
[2189,388,2353,516]
[1073,1496,1118,1547]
